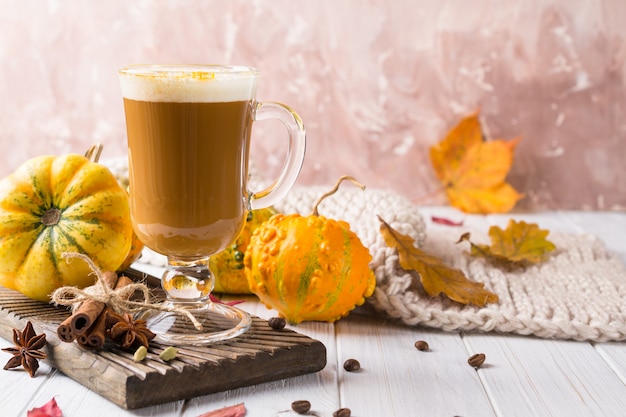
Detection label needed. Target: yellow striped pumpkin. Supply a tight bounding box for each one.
[0,154,133,301]
[244,212,376,324]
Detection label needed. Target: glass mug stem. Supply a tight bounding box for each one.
[162,257,212,303]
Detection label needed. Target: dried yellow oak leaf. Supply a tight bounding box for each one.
[429,111,523,214]
[458,219,556,267]
[379,216,498,307]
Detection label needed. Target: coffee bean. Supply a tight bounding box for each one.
[414,340,429,351]
[468,353,486,368]
[343,358,361,372]
[268,317,286,330]
[333,407,351,417]
[291,400,311,414]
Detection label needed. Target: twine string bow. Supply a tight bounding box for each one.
[50,252,204,331]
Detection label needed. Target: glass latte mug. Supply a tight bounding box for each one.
[119,65,306,345]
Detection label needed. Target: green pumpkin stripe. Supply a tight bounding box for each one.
[30,171,52,213]
[47,219,88,270]
[296,244,320,310]
[320,226,353,313]
[295,235,322,312]
[17,223,48,272]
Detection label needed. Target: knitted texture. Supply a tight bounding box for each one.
[274,187,626,342]
[104,158,626,343]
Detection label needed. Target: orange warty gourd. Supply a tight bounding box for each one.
[244,176,376,324]
[210,206,277,294]
[0,152,133,301]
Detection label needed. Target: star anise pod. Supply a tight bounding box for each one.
[2,321,47,377]
[107,311,156,350]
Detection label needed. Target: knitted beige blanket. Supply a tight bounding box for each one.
[105,153,625,343]
[271,186,626,343]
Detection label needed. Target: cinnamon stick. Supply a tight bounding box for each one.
[115,275,134,293]
[57,315,76,342]
[69,271,119,335]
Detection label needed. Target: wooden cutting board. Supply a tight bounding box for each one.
[0,279,326,410]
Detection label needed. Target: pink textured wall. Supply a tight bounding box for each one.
[1,0,625,210]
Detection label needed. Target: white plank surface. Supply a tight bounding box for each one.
[596,342,626,385]
[465,334,626,417]
[0,208,625,417]
[335,315,496,417]
[0,347,54,416]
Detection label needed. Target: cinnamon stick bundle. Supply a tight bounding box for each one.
[75,274,135,350]
[71,271,119,335]
[57,271,138,350]
[56,271,118,342]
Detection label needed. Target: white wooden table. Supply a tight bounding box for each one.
[1,207,625,417]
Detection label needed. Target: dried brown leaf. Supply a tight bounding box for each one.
[458,220,556,267]
[379,216,498,307]
[429,111,523,213]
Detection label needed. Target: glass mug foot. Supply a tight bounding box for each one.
[142,301,251,345]
[141,258,251,345]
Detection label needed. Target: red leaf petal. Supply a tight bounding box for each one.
[209,294,246,307]
[197,402,246,417]
[27,397,62,417]
[431,216,464,226]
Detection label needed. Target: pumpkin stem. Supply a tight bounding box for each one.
[84,143,104,163]
[41,208,62,226]
[311,175,365,216]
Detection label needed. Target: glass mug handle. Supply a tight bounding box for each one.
[248,101,306,209]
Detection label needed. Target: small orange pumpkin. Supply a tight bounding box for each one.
[117,186,145,272]
[117,229,145,272]
[210,206,277,294]
[244,176,376,324]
